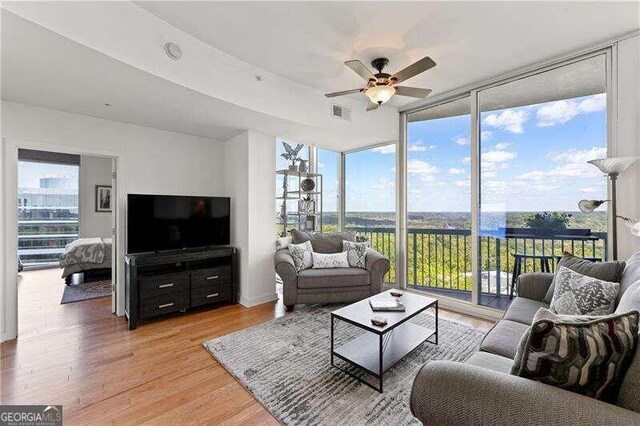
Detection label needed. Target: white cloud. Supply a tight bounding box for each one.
[372,144,396,154]
[482,109,529,134]
[317,161,325,169]
[461,156,471,165]
[519,146,607,180]
[482,150,517,163]
[481,131,492,140]
[494,142,512,150]
[536,94,606,127]
[448,168,463,175]
[455,179,470,189]
[408,141,428,152]
[453,135,470,146]
[407,159,439,182]
[372,179,395,190]
[580,187,598,193]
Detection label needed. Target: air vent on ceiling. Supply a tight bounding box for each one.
[331,104,351,121]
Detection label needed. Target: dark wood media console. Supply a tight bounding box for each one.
[124,247,238,330]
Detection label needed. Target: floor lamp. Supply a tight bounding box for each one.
[579,156,639,260]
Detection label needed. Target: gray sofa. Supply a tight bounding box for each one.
[274,232,390,311]
[411,251,640,425]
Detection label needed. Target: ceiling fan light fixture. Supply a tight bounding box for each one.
[365,85,395,105]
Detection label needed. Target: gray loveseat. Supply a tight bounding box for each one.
[274,231,390,311]
[410,251,640,425]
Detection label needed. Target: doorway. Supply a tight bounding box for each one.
[15,148,117,337]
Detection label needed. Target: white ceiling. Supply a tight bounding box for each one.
[137,1,639,107]
[0,10,393,150]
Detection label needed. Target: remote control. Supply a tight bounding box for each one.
[371,316,388,327]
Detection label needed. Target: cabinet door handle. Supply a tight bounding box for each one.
[158,302,174,309]
[158,283,174,289]
[206,293,220,298]
[206,275,219,281]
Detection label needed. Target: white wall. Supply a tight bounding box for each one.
[224,130,277,306]
[80,155,113,239]
[616,35,640,260]
[1,101,225,341]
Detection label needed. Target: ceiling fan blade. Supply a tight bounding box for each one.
[324,88,363,98]
[394,86,432,99]
[391,56,436,84]
[366,101,379,112]
[345,60,376,82]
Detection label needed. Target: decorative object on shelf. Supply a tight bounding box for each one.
[582,156,639,259]
[280,141,304,171]
[301,178,316,192]
[299,159,308,173]
[299,197,315,214]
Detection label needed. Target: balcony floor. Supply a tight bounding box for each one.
[409,285,513,311]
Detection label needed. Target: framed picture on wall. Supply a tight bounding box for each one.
[95,185,112,213]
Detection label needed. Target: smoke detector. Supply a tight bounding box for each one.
[164,42,182,60]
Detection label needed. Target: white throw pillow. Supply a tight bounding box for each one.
[550,266,620,315]
[288,241,313,272]
[312,251,349,269]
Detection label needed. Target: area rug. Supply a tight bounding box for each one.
[203,304,484,425]
[60,280,111,304]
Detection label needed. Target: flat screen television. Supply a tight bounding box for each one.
[127,194,230,254]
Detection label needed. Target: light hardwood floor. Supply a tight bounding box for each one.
[1,268,494,425]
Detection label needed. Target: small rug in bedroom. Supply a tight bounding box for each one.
[60,280,111,304]
[203,304,484,425]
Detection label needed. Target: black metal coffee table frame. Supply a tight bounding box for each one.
[330,297,438,393]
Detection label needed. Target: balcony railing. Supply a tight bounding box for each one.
[348,226,607,309]
[18,219,78,267]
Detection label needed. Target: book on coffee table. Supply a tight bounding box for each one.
[369,298,406,312]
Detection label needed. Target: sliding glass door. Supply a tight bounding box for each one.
[401,52,609,311]
[406,97,472,301]
[477,54,607,309]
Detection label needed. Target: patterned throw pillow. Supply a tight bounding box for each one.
[288,241,313,272]
[312,252,349,269]
[511,308,639,402]
[550,266,620,315]
[343,241,367,269]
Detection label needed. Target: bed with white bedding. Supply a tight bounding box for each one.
[59,237,112,283]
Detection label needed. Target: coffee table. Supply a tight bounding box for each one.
[331,290,438,392]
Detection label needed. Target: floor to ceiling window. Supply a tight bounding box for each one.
[18,159,79,268]
[400,52,609,312]
[345,143,396,283]
[477,54,607,309]
[406,96,472,301]
[317,148,339,233]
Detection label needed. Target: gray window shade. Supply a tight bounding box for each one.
[18,149,80,165]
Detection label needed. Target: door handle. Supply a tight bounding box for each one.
[158,283,174,288]
[206,293,220,298]
[206,275,219,281]
[158,302,174,309]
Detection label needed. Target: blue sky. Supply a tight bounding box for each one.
[18,161,79,189]
[344,93,607,213]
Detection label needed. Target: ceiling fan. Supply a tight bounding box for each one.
[324,56,436,111]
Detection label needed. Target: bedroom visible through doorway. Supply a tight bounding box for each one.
[16,149,115,334]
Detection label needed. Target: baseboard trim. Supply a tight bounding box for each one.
[239,292,278,308]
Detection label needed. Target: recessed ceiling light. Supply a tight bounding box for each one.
[164,42,182,61]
